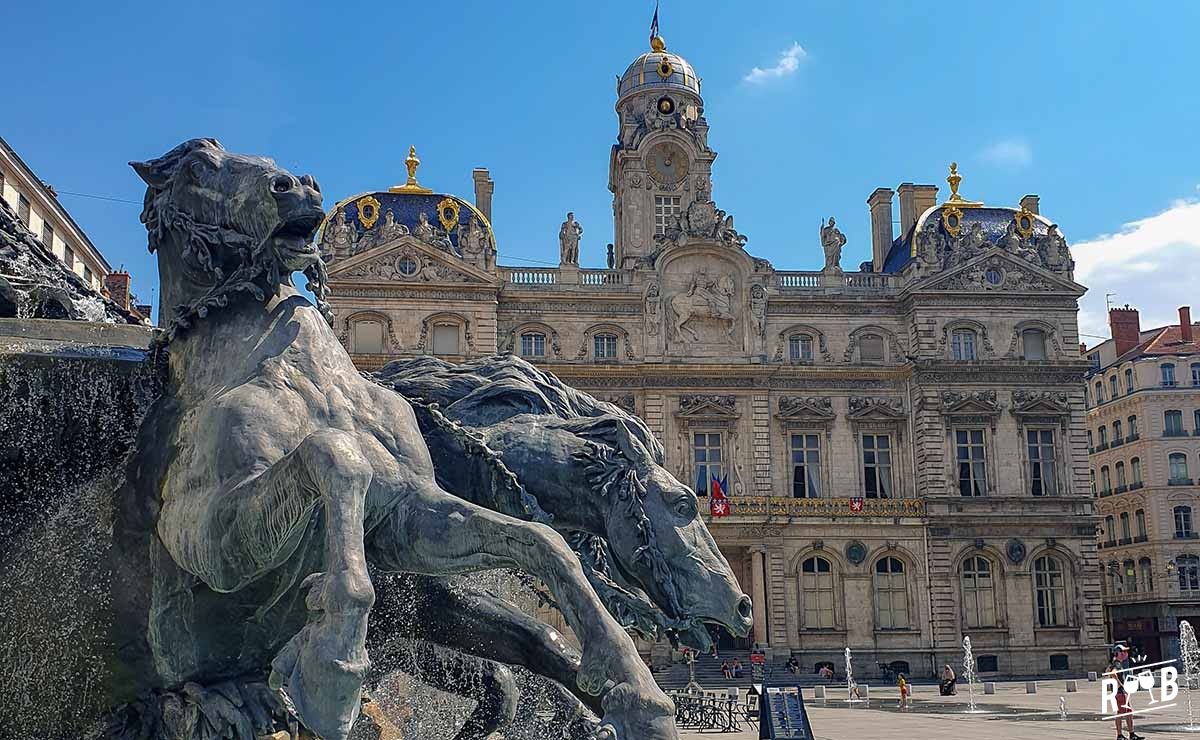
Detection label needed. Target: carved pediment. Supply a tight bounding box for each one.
[940,390,1001,415]
[678,394,738,418]
[917,251,1083,295]
[777,396,835,421]
[1011,390,1071,415]
[327,237,496,286]
[848,396,905,420]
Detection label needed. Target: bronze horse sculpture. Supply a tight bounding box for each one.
[109,138,712,740]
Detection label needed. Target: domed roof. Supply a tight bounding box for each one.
[617,37,700,103]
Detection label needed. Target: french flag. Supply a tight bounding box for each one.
[710,473,730,517]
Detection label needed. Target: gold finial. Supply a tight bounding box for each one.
[650,35,666,53]
[390,145,433,194]
[943,161,982,207]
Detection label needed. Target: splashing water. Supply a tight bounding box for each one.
[962,636,978,712]
[1059,696,1067,719]
[1183,620,1200,730]
[844,647,865,703]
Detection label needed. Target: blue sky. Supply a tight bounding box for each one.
[5,1,1200,342]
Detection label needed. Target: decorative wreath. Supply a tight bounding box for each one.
[356,195,381,230]
[436,197,461,233]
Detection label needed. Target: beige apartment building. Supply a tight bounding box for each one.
[320,31,1105,678]
[1087,305,1200,662]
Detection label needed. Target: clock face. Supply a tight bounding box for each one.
[646,141,689,187]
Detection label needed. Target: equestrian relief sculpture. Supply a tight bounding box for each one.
[106,138,751,740]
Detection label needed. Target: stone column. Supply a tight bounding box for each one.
[751,547,770,647]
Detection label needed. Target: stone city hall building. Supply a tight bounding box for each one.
[319,33,1104,677]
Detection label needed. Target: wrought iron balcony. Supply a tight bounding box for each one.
[725,496,925,518]
[1111,437,1125,448]
[1095,442,1110,451]
[1169,478,1195,486]
[1130,481,1145,490]
[1164,429,1190,438]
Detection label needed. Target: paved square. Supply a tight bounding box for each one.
[678,680,1200,739]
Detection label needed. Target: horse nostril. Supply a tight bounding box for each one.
[737,595,753,621]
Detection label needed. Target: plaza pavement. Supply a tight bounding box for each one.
[678,679,1200,739]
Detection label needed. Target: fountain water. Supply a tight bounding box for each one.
[962,636,980,713]
[1183,620,1200,731]
[844,647,866,703]
[1059,696,1067,720]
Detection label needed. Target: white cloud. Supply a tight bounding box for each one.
[1073,196,1200,342]
[743,42,807,85]
[978,138,1033,169]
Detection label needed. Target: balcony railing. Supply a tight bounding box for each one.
[1130,481,1145,490]
[1095,442,1110,451]
[1134,535,1149,543]
[1169,478,1195,486]
[505,268,557,285]
[1112,437,1125,448]
[1175,531,1200,540]
[1119,536,1133,545]
[1164,429,1189,438]
[1127,433,1140,442]
[579,269,624,286]
[724,496,925,518]
[777,272,822,288]
[775,271,898,292]
[1114,485,1129,494]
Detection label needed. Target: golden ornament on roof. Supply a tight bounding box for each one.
[390,145,434,194]
[944,161,982,208]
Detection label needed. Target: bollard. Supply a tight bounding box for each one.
[1026,681,1037,694]
[861,684,870,701]
[1066,680,1078,693]
[814,685,826,699]
[984,682,996,694]
[1088,671,1098,682]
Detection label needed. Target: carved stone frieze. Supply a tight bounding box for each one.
[777,396,834,420]
[930,254,1062,293]
[1011,389,1071,415]
[679,394,737,415]
[939,389,1001,414]
[847,396,905,419]
[597,394,636,414]
[339,252,477,284]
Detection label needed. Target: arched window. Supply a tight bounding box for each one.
[1123,559,1137,593]
[1113,420,1123,442]
[1128,415,1139,439]
[1166,410,1185,436]
[1194,410,1200,435]
[1170,453,1190,482]
[593,333,618,360]
[1095,381,1105,403]
[1135,509,1147,538]
[1139,557,1154,591]
[801,556,835,629]
[1162,363,1177,387]
[1098,426,1108,446]
[352,320,384,354]
[951,329,977,361]
[960,556,996,628]
[1109,560,1122,593]
[1022,329,1047,360]
[1110,375,1120,398]
[1193,363,1200,387]
[520,331,546,358]
[859,334,885,363]
[1087,430,1094,449]
[1089,469,1097,496]
[432,323,461,355]
[1125,368,1135,393]
[1084,386,1092,407]
[1033,556,1066,627]
[1178,555,1200,591]
[1120,512,1131,541]
[1104,515,1115,543]
[789,334,814,362]
[1115,462,1127,488]
[874,557,909,629]
[1131,457,1143,485]
[1100,466,1111,493]
[1175,506,1195,538]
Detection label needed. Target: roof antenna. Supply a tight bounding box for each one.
[1105,293,1117,312]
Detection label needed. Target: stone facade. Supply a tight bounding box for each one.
[1087,306,1200,663]
[321,34,1104,679]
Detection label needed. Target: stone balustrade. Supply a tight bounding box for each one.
[776,271,899,292]
[724,496,926,518]
[505,268,558,285]
[580,269,624,285]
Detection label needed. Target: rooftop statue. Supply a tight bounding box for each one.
[560,211,582,265]
[111,138,695,740]
[820,216,845,273]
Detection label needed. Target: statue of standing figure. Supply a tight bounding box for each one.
[820,217,846,272]
[559,212,582,265]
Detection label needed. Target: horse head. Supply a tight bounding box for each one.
[131,138,329,338]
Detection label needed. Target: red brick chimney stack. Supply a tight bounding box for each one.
[1181,306,1193,343]
[104,271,132,311]
[1109,305,1142,356]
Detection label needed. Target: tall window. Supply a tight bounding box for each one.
[874,557,909,629]
[859,334,885,362]
[1120,512,1131,540]
[1194,410,1200,436]
[18,194,31,225]
[41,221,54,247]
[653,195,681,235]
[1100,466,1111,493]
[1140,557,1153,591]
[1087,430,1094,449]
[1129,415,1139,438]
[1135,509,1147,538]
[788,334,813,362]
[1098,426,1108,445]
[352,320,384,354]
[1131,457,1142,485]
[956,429,987,496]
[801,556,835,629]
[1022,329,1047,360]
[593,333,618,360]
[1104,515,1115,543]
[1123,559,1137,593]
[1163,363,1178,387]
[1090,469,1097,495]
[1095,381,1105,403]
[432,324,460,355]
[1033,556,1066,627]
[1110,375,1120,398]
[1193,363,1200,387]
[64,246,75,270]
[951,329,977,360]
[1175,506,1195,538]
[1166,410,1185,436]
[520,332,546,358]
[790,433,821,498]
[961,556,996,628]
[1170,453,1190,482]
[693,432,722,496]
[1179,555,1200,591]
[1113,420,1123,441]
[1115,461,1127,488]
[862,434,893,498]
[1028,429,1058,496]
[1125,368,1135,393]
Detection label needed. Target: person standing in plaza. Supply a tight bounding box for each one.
[898,673,909,709]
[1104,660,1144,740]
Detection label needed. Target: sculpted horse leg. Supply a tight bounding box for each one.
[367,489,678,740]
[161,428,375,740]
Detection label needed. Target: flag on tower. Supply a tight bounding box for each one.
[649,1,660,45]
[710,473,730,517]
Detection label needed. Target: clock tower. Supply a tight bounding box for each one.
[609,34,715,267]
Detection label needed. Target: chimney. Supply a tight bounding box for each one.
[1020,194,1040,214]
[1181,306,1193,343]
[896,183,939,237]
[104,271,132,311]
[472,168,494,223]
[1109,305,1141,356]
[867,188,895,272]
